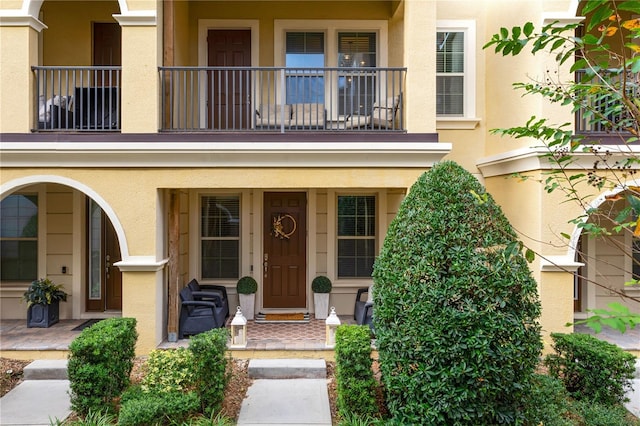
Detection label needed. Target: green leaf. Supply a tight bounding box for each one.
[525,249,535,263]
[512,26,521,39]
[500,27,509,39]
[618,1,640,13]
[523,22,535,37]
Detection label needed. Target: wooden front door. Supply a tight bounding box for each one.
[263,192,307,309]
[207,30,251,130]
[87,204,122,312]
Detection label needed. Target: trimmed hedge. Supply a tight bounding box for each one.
[189,328,230,415]
[544,332,636,406]
[334,325,378,419]
[67,317,138,415]
[118,386,201,426]
[372,161,542,424]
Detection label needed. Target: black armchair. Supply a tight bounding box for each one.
[179,287,226,339]
[354,287,374,330]
[187,279,230,320]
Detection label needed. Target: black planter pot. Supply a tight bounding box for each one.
[27,300,60,328]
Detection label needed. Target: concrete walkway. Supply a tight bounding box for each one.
[1,356,637,425]
[236,358,332,426]
[0,360,71,426]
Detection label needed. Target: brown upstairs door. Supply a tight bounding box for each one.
[263,192,307,309]
[207,29,251,130]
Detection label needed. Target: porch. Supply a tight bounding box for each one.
[1,319,638,361]
[0,316,359,361]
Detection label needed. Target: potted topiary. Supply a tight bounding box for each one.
[236,276,257,320]
[23,278,68,328]
[312,275,332,319]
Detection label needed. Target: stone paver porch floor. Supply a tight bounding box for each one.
[0,319,637,355]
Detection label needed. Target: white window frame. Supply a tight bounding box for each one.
[436,20,479,130]
[335,193,377,279]
[190,191,249,284]
[274,20,388,120]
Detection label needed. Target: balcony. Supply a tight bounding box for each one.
[159,67,405,133]
[575,69,639,144]
[33,66,121,132]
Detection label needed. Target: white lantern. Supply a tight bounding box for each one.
[230,306,248,348]
[325,306,341,348]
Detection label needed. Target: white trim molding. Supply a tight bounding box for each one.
[0,13,46,31]
[0,141,452,168]
[436,117,481,130]
[477,145,640,178]
[115,256,168,272]
[540,255,583,272]
[113,10,156,27]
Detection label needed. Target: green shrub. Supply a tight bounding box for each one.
[141,348,196,393]
[236,276,257,294]
[544,332,636,406]
[372,161,542,425]
[189,328,229,415]
[68,317,138,415]
[118,387,200,426]
[573,400,640,426]
[522,374,573,426]
[335,325,378,418]
[311,276,332,293]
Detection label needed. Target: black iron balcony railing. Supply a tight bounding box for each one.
[575,69,639,138]
[32,66,121,132]
[159,67,406,132]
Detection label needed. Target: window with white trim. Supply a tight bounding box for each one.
[337,195,376,278]
[286,32,325,104]
[436,21,476,119]
[201,195,240,279]
[0,194,38,282]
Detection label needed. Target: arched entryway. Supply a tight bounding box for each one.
[1,175,129,318]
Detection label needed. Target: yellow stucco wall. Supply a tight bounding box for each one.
[40,1,120,66]
[0,26,37,132]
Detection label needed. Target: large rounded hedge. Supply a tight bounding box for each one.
[372,161,542,425]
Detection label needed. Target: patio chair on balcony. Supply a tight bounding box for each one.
[178,287,226,339]
[38,95,74,129]
[290,103,326,129]
[187,279,229,320]
[354,286,374,330]
[343,94,401,130]
[255,104,292,128]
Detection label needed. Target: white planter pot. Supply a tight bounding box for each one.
[238,293,255,320]
[313,293,330,320]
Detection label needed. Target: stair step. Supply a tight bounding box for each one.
[23,360,68,380]
[248,358,326,379]
[254,312,311,323]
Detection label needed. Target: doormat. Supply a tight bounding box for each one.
[71,319,103,331]
[254,312,310,323]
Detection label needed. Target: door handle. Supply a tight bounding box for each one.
[263,253,268,276]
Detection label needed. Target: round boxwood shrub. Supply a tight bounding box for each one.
[236,276,258,294]
[311,276,332,293]
[372,161,542,425]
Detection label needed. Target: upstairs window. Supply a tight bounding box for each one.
[201,195,240,279]
[338,32,377,116]
[286,32,325,104]
[436,31,464,115]
[436,21,476,121]
[0,194,38,281]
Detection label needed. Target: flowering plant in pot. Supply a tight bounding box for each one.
[23,278,68,328]
[312,276,332,319]
[236,276,257,320]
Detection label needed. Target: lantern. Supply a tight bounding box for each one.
[230,306,248,348]
[325,306,341,348]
